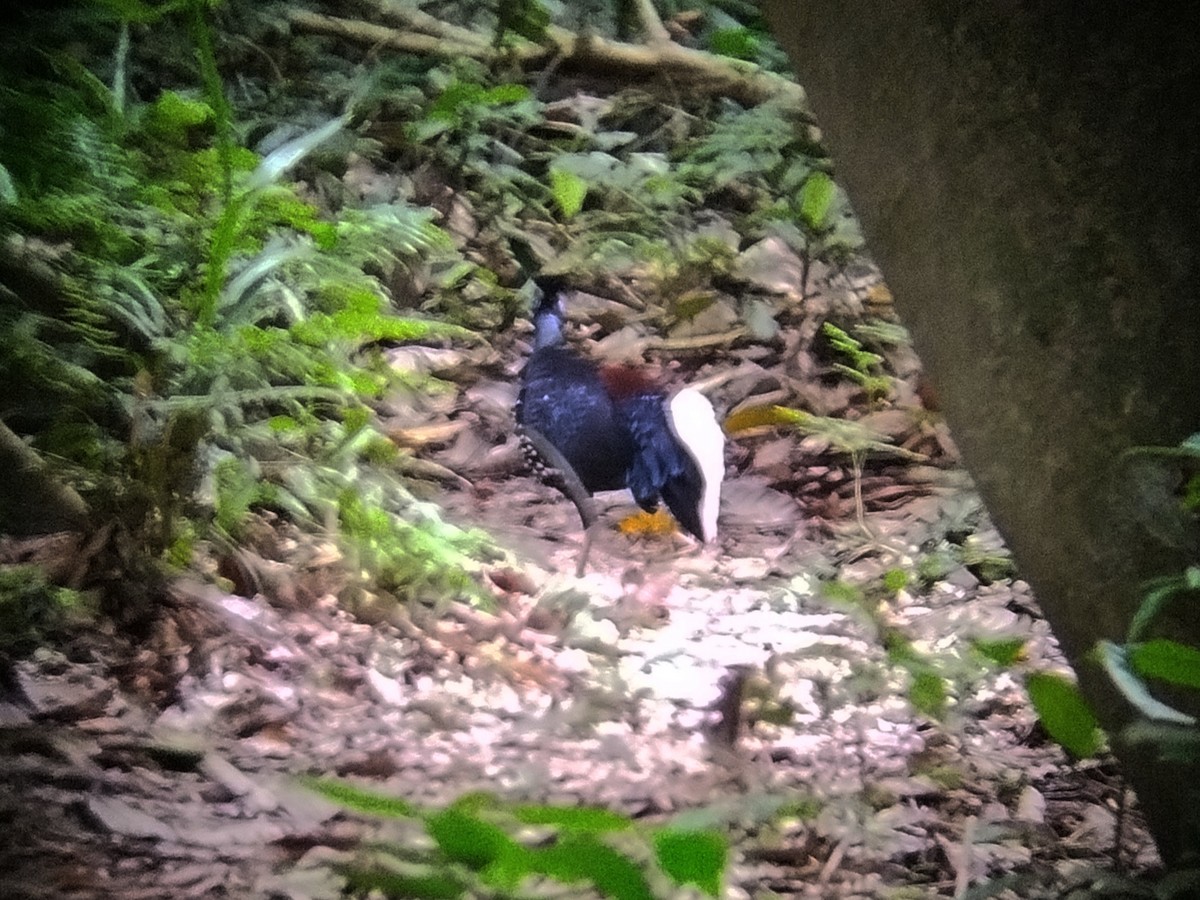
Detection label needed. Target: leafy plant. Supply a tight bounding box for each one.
[818,578,952,720]
[1096,435,1200,774]
[723,402,921,532]
[0,1,492,608]
[0,565,91,656]
[1025,671,1104,758]
[303,780,728,899]
[408,72,543,186]
[820,322,893,400]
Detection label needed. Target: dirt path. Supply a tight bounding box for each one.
[0,268,1160,899]
[0,460,1158,899]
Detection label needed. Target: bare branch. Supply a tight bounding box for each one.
[367,0,490,49]
[289,11,491,62]
[630,0,671,45]
[288,11,809,110]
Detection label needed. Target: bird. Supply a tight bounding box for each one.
[515,275,725,560]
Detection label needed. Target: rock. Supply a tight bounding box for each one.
[15,664,114,722]
[85,796,176,841]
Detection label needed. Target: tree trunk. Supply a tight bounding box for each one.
[763,2,1200,866]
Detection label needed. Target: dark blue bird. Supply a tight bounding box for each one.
[516,276,724,545]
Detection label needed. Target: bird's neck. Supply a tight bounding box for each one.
[533,311,566,349]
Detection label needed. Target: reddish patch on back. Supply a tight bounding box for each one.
[598,364,662,399]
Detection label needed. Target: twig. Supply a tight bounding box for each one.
[368,0,490,49]
[1113,777,1129,874]
[647,326,748,353]
[289,11,489,61]
[817,836,848,885]
[630,0,672,44]
[288,11,809,109]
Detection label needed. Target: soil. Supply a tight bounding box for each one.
[0,265,1162,899]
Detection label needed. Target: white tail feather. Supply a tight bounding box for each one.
[667,388,725,541]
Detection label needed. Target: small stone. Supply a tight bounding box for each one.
[86,796,176,841]
[15,666,114,722]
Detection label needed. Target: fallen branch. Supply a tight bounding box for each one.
[287,10,809,110]
[630,0,672,45]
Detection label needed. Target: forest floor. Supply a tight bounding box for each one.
[0,257,1163,898]
[0,8,1170,890]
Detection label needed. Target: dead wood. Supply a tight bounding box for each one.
[287,9,809,110]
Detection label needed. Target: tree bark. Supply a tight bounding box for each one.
[763,2,1200,866]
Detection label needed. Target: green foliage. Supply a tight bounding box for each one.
[818,579,954,721]
[1129,566,1200,644]
[674,98,863,288]
[885,631,950,720]
[0,566,91,655]
[494,0,551,44]
[1026,672,1103,758]
[821,322,892,400]
[971,636,1027,668]
[409,73,542,171]
[678,100,801,192]
[724,404,921,463]
[1081,432,1200,850]
[1129,639,1200,690]
[550,166,589,219]
[957,534,1018,584]
[882,567,911,593]
[798,170,836,233]
[1093,566,1200,730]
[708,27,760,61]
[0,2,492,608]
[212,455,261,537]
[303,779,728,899]
[653,828,728,896]
[335,485,491,604]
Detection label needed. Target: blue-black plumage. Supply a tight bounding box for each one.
[516,276,725,542]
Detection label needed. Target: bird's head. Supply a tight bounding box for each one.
[530,275,571,349]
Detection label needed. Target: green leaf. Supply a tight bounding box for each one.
[532,833,654,900]
[301,777,417,819]
[972,637,1028,668]
[495,0,551,43]
[799,171,836,232]
[653,829,727,897]
[512,804,633,833]
[819,578,866,609]
[483,84,532,105]
[709,27,760,61]
[882,568,910,594]
[723,404,808,434]
[428,82,485,121]
[429,82,531,122]
[1129,570,1200,642]
[213,456,258,534]
[145,90,213,142]
[550,167,588,219]
[426,807,519,870]
[1129,639,1200,690]
[907,668,948,720]
[1026,671,1103,757]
